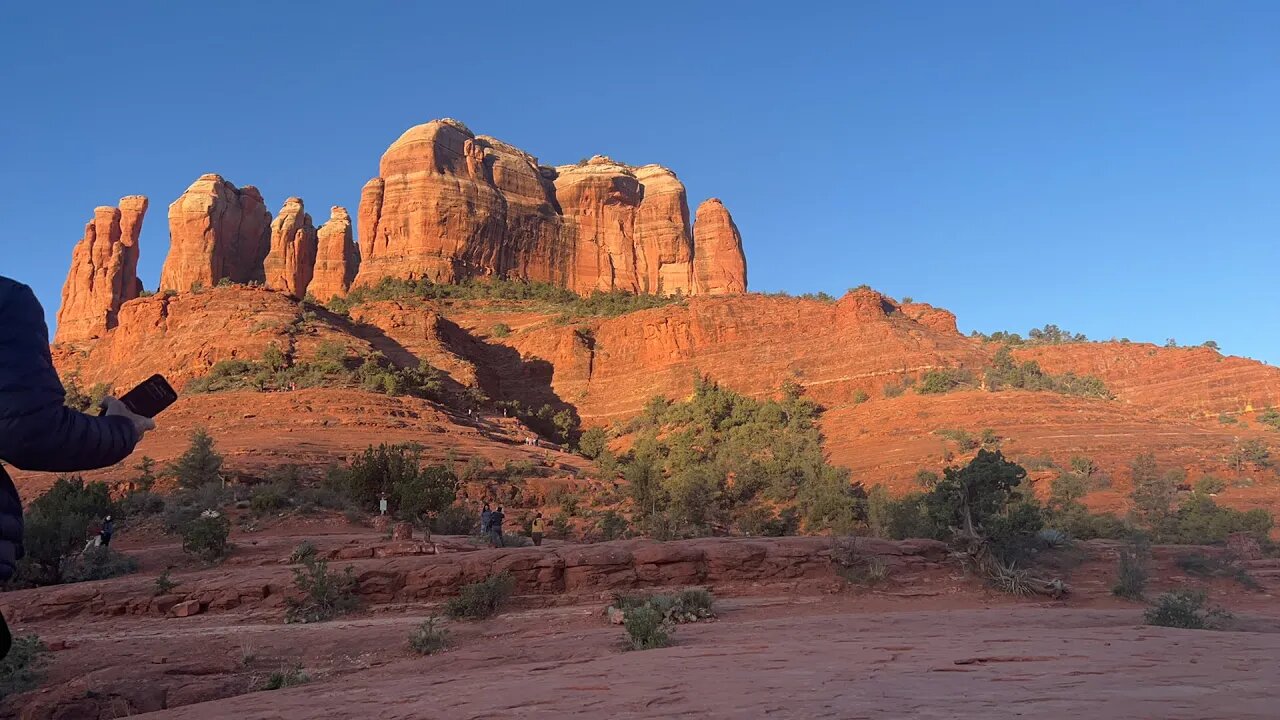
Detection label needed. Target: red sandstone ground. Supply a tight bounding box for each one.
[4,515,1279,719]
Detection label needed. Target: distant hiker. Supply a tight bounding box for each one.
[99,515,114,548]
[480,503,493,535]
[531,512,545,546]
[490,506,506,547]
[0,276,156,658]
[379,494,388,516]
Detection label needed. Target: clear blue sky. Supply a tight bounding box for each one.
[2,1,1276,364]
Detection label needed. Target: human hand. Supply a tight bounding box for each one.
[102,397,157,439]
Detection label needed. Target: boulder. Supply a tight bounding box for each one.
[55,196,148,343]
[310,206,358,301]
[169,600,203,618]
[160,173,271,291]
[263,197,318,297]
[692,198,747,295]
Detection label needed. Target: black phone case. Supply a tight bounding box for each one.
[119,374,178,418]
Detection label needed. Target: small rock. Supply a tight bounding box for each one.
[606,606,625,625]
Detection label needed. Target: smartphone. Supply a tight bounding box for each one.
[118,374,179,418]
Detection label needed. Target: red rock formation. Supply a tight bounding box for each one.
[353,119,506,287]
[552,157,645,293]
[311,206,358,302]
[55,196,149,343]
[350,120,744,297]
[159,174,271,292]
[263,197,318,297]
[633,165,694,294]
[692,199,747,295]
[475,135,568,286]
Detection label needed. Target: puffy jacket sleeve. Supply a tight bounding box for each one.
[0,279,139,472]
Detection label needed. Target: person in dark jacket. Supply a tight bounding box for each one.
[99,515,115,547]
[489,506,505,547]
[0,276,155,585]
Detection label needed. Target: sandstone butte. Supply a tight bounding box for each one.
[353,119,748,295]
[54,196,148,343]
[309,206,358,301]
[262,197,318,296]
[159,173,272,292]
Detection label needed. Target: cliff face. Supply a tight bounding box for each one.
[264,197,318,297]
[310,206,358,302]
[55,196,149,343]
[159,174,271,291]
[691,199,747,295]
[350,121,747,296]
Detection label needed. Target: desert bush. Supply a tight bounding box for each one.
[1259,407,1280,431]
[250,482,291,516]
[431,504,478,536]
[181,511,231,562]
[162,484,231,532]
[916,368,973,394]
[832,537,891,586]
[623,603,671,651]
[170,429,224,488]
[577,427,608,459]
[327,444,456,523]
[934,428,978,451]
[598,510,630,540]
[853,390,870,404]
[154,569,178,596]
[285,557,359,623]
[62,546,138,583]
[408,617,449,655]
[259,664,311,690]
[490,323,512,338]
[1144,589,1230,630]
[984,347,1110,398]
[1227,439,1270,470]
[16,475,115,586]
[118,490,165,520]
[289,541,318,564]
[1036,528,1070,549]
[444,573,516,620]
[0,635,48,699]
[1113,538,1150,600]
[866,488,942,540]
[1175,553,1261,590]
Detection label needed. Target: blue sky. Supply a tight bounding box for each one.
[2,1,1276,364]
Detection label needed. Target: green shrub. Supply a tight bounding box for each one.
[916,368,973,394]
[490,323,512,338]
[327,444,457,521]
[577,427,608,459]
[0,635,47,699]
[623,603,671,650]
[866,489,942,540]
[169,428,223,488]
[181,512,231,562]
[431,504,478,536]
[1144,589,1230,630]
[1175,553,1260,590]
[984,347,1111,398]
[162,484,230,533]
[1259,407,1280,431]
[154,569,178,596]
[408,617,449,655]
[289,541,318,564]
[260,664,311,690]
[853,390,870,404]
[250,482,291,516]
[832,538,890,586]
[934,428,978,451]
[1113,539,1149,600]
[17,475,115,586]
[285,557,359,623]
[118,490,165,519]
[445,573,515,620]
[598,510,629,540]
[62,546,138,583]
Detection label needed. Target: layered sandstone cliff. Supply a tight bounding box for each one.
[263,197,318,296]
[310,206,358,301]
[692,199,747,295]
[55,196,149,343]
[351,120,746,296]
[159,174,271,292]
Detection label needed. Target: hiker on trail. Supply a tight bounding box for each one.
[379,494,388,516]
[480,503,492,535]
[531,512,546,546]
[0,276,156,656]
[99,515,115,548]
[490,506,506,547]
